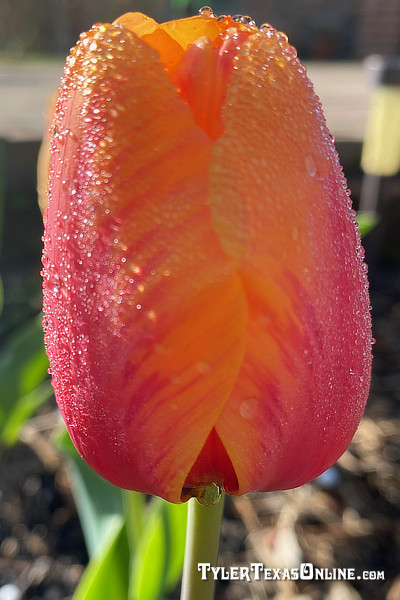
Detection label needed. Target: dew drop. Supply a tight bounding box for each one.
[286,45,297,59]
[199,6,214,17]
[239,398,259,420]
[234,15,255,25]
[305,154,317,178]
[277,31,288,46]
[154,343,167,354]
[196,361,212,375]
[260,23,274,37]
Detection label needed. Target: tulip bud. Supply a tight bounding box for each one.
[42,10,372,503]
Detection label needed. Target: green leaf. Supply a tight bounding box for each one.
[56,428,124,560]
[356,210,379,238]
[0,275,3,317]
[1,379,53,446]
[163,500,187,590]
[129,498,166,600]
[128,498,187,600]
[73,516,130,600]
[170,0,192,9]
[0,138,5,260]
[0,314,50,445]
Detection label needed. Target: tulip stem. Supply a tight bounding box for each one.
[180,488,225,600]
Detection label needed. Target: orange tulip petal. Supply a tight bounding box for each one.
[113,13,185,73]
[158,15,222,49]
[208,31,372,493]
[43,16,372,502]
[113,12,158,36]
[43,23,248,502]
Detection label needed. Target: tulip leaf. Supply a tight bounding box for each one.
[163,500,187,590]
[0,276,3,317]
[0,314,50,445]
[356,210,379,238]
[72,516,130,600]
[170,0,193,10]
[128,497,187,600]
[1,379,54,446]
[0,137,5,259]
[56,427,124,560]
[129,499,166,600]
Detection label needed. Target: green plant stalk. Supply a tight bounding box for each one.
[180,491,225,600]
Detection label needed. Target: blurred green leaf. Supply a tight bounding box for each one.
[0,313,50,445]
[0,138,5,258]
[128,497,187,600]
[56,427,124,560]
[0,276,4,318]
[0,138,5,317]
[1,379,53,445]
[73,516,130,600]
[357,210,379,238]
[163,500,187,590]
[129,498,166,600]
[170,0,192,9]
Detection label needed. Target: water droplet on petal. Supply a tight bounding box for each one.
[239,398,259,420]
[199,6,214,17]
[260,23,275,37]
[305,154,317,178]
[196,361,212,374]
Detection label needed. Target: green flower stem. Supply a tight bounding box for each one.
[180,489,225,600]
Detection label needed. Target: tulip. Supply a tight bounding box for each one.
[42,9,372,504]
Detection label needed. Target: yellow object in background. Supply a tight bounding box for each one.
[361,55,400,177]
[361,85,400,176]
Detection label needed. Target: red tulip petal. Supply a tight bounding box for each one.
[43,23,249,502]
[172,32,248,140]
[207,31,372,493]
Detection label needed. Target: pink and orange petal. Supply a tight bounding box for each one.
[42,11,372,503]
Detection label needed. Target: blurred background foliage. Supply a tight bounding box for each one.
[1,0,400,61]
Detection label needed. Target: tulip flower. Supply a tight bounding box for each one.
[42,9,372,505]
